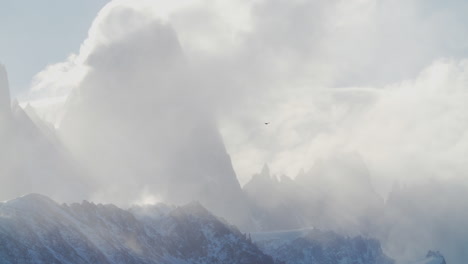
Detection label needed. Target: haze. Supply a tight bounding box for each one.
[1,0,468,263]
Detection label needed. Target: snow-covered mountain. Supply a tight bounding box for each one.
[0,194,401,264]
[0,194,273,264]
[253,228,394,264]
[0,63,452,263]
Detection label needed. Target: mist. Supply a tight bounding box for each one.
[2,0,468,263]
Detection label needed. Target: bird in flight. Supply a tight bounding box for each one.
[265,122,270,125]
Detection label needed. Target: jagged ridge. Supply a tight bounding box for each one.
[0,194,273,264]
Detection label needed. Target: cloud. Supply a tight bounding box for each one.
[222,59,468,193]
[22,0,468,193]
[31,2,255,229]
[8,1,468,262]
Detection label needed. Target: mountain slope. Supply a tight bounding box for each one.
[0,65,88,202]
[57,19,249,226]
[0,194,273,264]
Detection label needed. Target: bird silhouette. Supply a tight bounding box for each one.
[265,122,270,125]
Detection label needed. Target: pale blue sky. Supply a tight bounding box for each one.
[0,0,109,96]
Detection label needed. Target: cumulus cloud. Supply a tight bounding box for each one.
[29,2,255,228]
[242,59,468,192]
[21,0,468,190]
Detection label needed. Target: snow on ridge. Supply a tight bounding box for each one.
[0,194,273,264]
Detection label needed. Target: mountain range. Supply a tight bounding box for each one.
[0,193,398,264]
[0,55,456,263]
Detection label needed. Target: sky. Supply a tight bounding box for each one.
[0,0,109,96]
[3,0,468,193]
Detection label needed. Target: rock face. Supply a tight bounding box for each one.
[244,153,384,234]
[0,194,273,264]
[58,20,248,226]
[0,65,10,116]
[253,229,394,264]
[0,66,86,202]
[244,164,311,231]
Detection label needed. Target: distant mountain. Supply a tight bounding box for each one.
[253,228,394,264]
[0,65,11,115]
[0,194,273,264]
[244,164,312,231]
[57,21,249,226]
[0,61,456,263]
[243,156,457,263]
[409,251,446,264]
[244,153,384,234]
[378,180,468,263]
[0,65,88,202]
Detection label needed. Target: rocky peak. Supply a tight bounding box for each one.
[0,64,10,112]
[261,163,271,178]
[0,64,11,121]
[425,251,446,264]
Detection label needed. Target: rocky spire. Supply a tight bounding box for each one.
[260,163,271,179]
[426,251,446,264]
[0,64,11,115]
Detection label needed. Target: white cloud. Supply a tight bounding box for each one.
[225,59,468,192]
[10,2,468,262]
[21,0,468,192]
